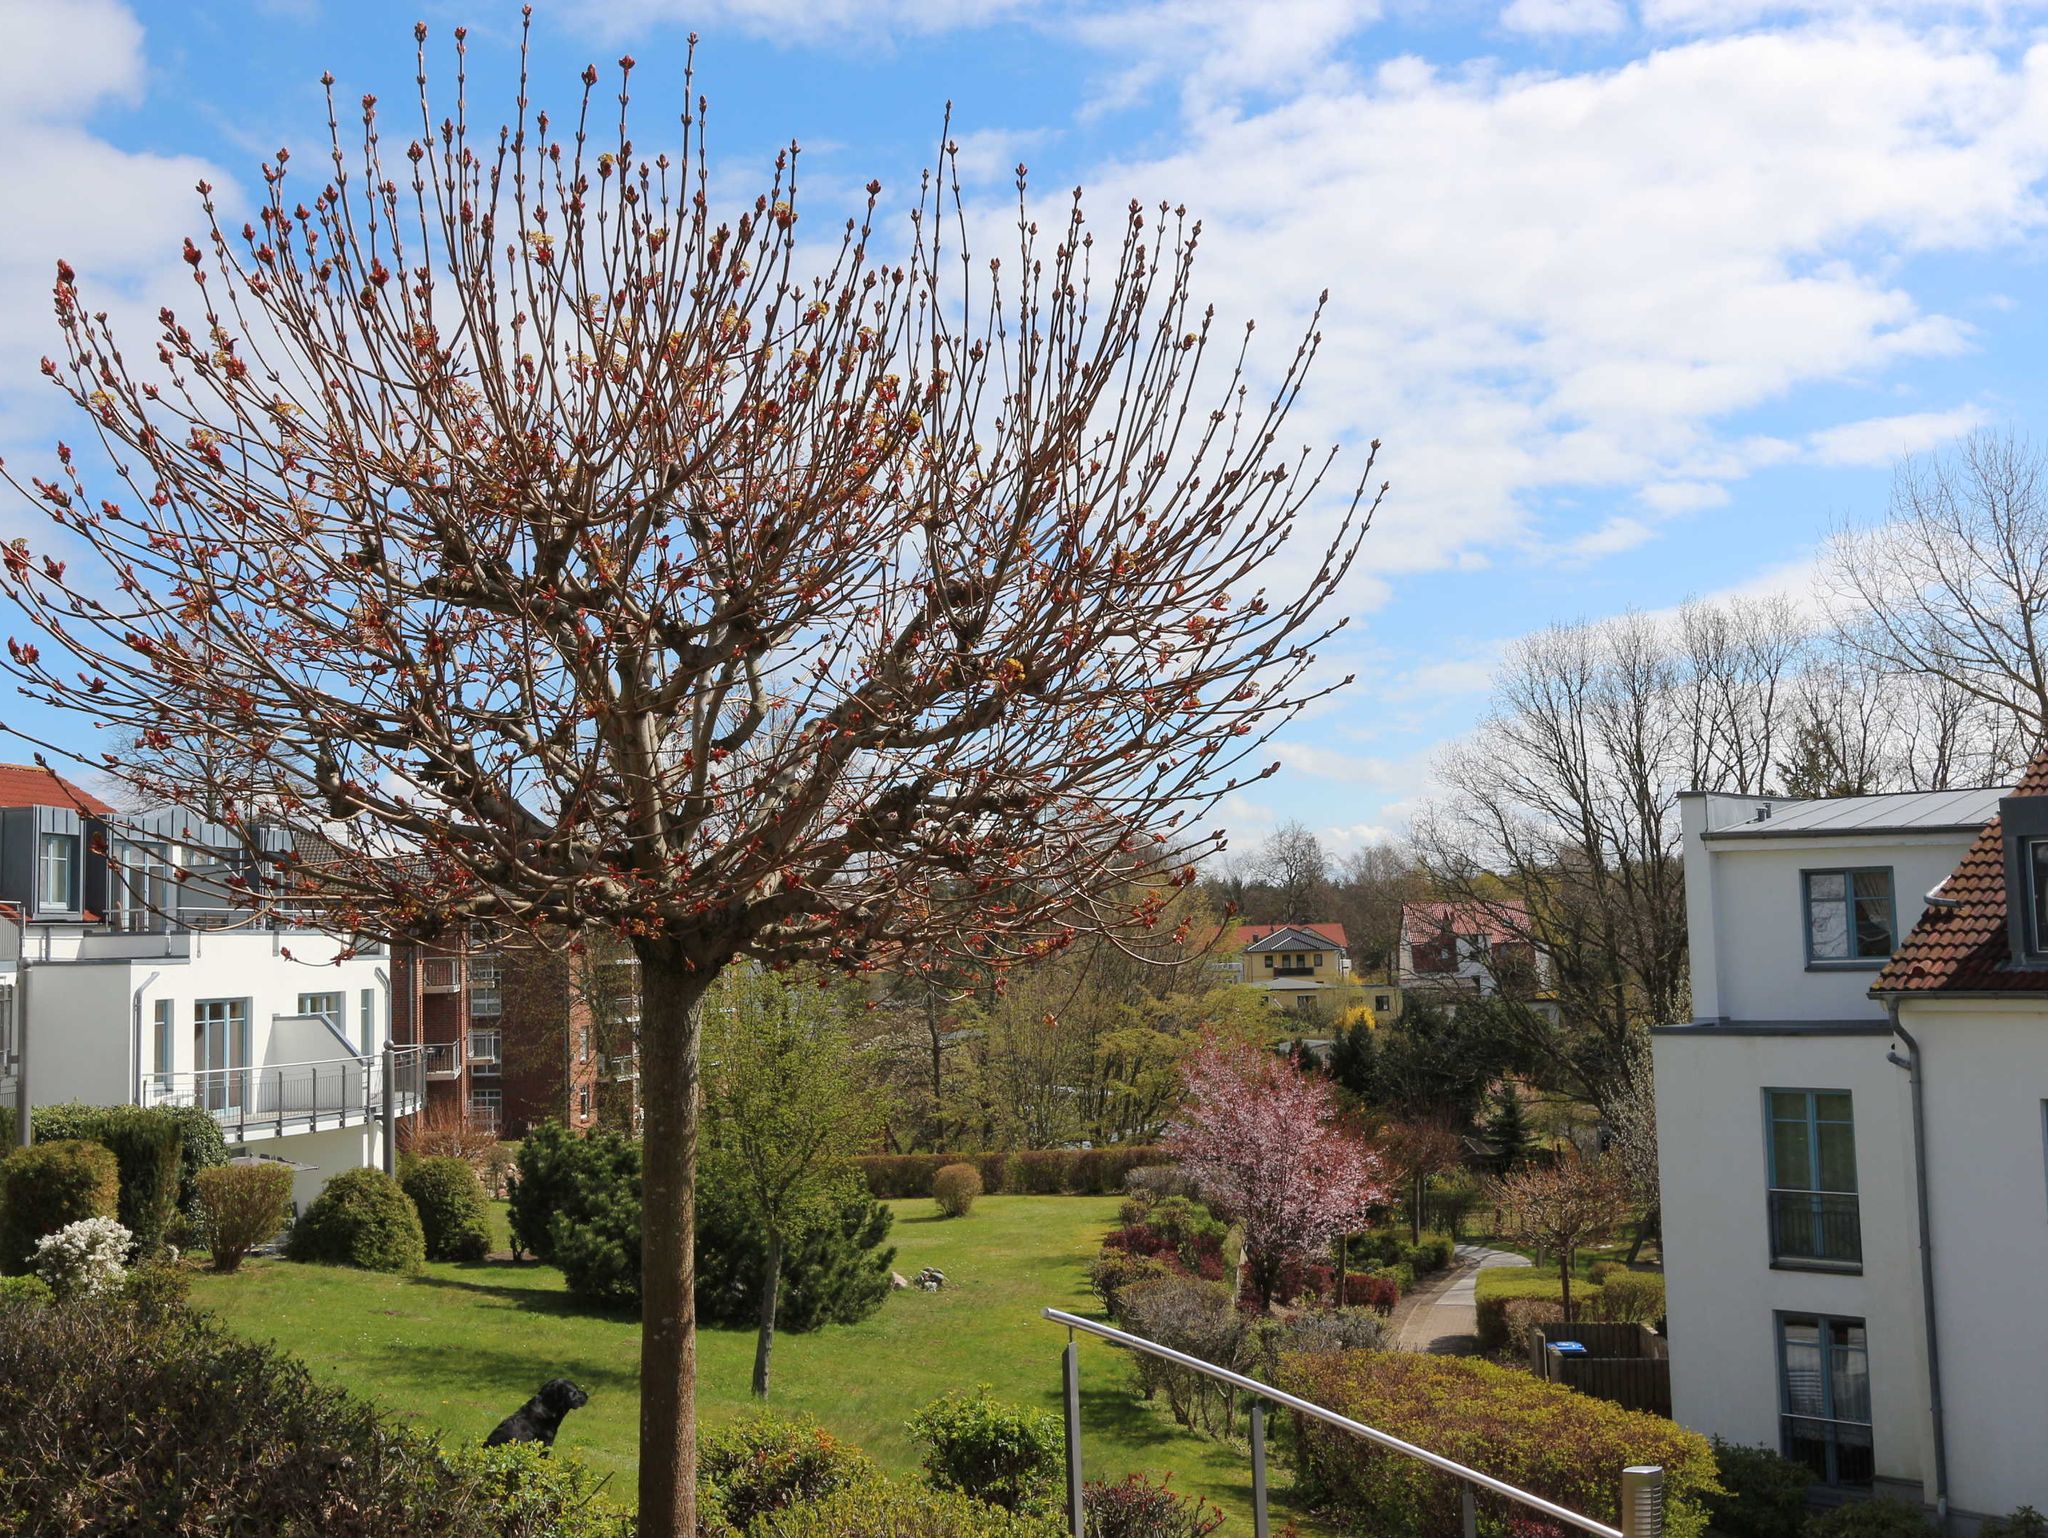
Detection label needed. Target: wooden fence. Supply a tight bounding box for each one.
[1529,1322,1672,1418]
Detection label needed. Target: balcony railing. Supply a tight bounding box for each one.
[421,957,462,993]
[422,1041,463,1079]
[141,1047,423,1142]
[467,1031,502,1075]
[1271,966,1318,978]
[1768,1189,1862,1268]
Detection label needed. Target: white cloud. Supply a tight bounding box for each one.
[1640,480,1732,513]
[1805,405,1989,465]
[1501,0,1631,36]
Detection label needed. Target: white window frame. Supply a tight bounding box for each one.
[37,831,77,911]
[470,953,503,1017]
[298,992,344,1033]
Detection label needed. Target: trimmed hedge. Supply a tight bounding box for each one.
[1473,1269,1603,1352]
[0,1138,120,1274]
[286,1168,426,1274]
[857,1146,1168,1199]
[1281,1349,1718,1538]
[758,1480,1064,1538]
[402,1157,494,1263]
[32,1101,227,1220]
[1594,1270,1665,1327]
[36,1106,183,1255]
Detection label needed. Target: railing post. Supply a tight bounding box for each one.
[381,1043,396,1177]
[1621,1467,1664,1538]
[274,1067,284,1136]
[1062,1337,1084,1538]
[311,1064,320,1131]
[1462,1481,1479,1538]
[1251,1403,1271,1538]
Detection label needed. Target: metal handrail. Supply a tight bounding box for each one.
[1043,1307,1656,1538]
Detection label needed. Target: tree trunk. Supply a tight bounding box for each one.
[635,951,714,1538]
[1626,1202,1660,1265]
[1410,1173,1424,1243]
[1558,1248,1574,1322]
[752,1228,783,1399]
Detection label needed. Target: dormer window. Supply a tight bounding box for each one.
[1999,793,2048,969]
[38,831,77,911]
[2030,839,2048,954]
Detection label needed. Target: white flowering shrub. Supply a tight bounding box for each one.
[31,1217,133,1300]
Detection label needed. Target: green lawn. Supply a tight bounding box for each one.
[188,1195,1300,1529]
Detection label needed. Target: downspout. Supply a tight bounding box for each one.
[1884,1001,1950,1530]
[10,908,28,1148]
[130,971,163,1106]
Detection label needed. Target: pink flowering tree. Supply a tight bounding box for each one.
[1169,1037,1388,1307]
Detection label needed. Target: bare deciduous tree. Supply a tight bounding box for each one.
[1251,818,1333,924]
[0,27,1375,1535]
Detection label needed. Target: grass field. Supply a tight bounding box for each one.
[188,1195,1300,1528]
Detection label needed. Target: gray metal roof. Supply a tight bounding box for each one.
[1701,785,2007,840]
[1243,925,1342,953]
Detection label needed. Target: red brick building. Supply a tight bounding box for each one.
[390,938,604,1138]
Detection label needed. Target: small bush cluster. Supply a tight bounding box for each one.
[32,1216,133,1299]
[1702,1441,1810,1538]
[286,1167,426,1273]
[1098,1194,1227,1289]
[1282,1350,1717,1538]
[1474,1269,1605,1352]
[856,1146,1169,1199]
[758,1480,1064,1538]
[0,1137,120,1273]
[31,1102,228,1245]
[1984,1510,2048,1538]
[402,1156,494,1262]
[698,1412,878,1533]
[933,1162,984,1218]
[194,1162,296,1272]
[906,1387,1065,1515]
[1805,1501,1936,1538]
[1349,1229,1457,1277]
[1083,1473,1224,1538]
[1592,1270,1665,1327]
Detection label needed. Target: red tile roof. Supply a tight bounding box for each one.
[0,763,112,816]
[1875,746,2048,995]
[1400,899,1530,945]
[1230,921,1349,949]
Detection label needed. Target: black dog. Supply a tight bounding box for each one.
[484,1378,589,1448]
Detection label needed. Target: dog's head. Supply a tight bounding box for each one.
[539,1378,589,1415]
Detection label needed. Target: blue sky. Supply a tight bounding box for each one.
[5,0,2048,854]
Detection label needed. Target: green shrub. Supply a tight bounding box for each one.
[29,1105,183,1255]
[1084,1473,1224,1538]
[1984,1510,2048,1538]
[33,1101,226,1227]
[0,1288,628,1537]
[0,1137,120,1273]
[1408,1233,1457,1273]
[1804,1500,1936,1538]
[934,1162,984,1218]
[546,1135,644,1309]
[1502,1297,1567,1356]
[1703,1441,1812,1538]
[698,1412,878,1531]
[1281,1350,1719,1538]
[506,1120,593,1262]
[1473,1269,1599,1351]
[0,1273,54,1308]
[1595,1270,1665,1327]
[286,1168,425,1273]
[1008,1150,1075,1195]
[1089,1251,1174,1320]
[194,1163,296,1272]
[759,1478,1065,1538]
[1589,1259,1625,1285]
[907,1387,1065,1515]
[403,1156,494,1262]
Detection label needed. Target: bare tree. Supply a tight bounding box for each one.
[1678,594,1807,796]
[1826,429,2048,746]
[1250,818,1333,923]
[1332,840,1422,976]
[0,26,1376,1535]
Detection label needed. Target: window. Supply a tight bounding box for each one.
[37,832,76,910]
[194,999,250,1113]
[298,992,343,1033]
[1766,1089,1860,1268]
[1803,868,1895,964]
[1263,954,1274,969]
[359,989,376,1054]
[468,1027,501,1072]
[470,954,503,1017]
[2030,839,2048,954]
[1374,993,1391,1011]
[153,999,173,1091]
[1779,1314,1872,1487]
[468,1086,502,1128]
[578,1085,591,1120]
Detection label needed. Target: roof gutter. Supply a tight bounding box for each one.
[1884,999,1950,1531]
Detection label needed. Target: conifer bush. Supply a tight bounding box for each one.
[285,1168,425,1273]
[402,1156,494,1262]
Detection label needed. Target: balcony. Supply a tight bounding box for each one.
[421,957,462,993]
[1769,1189,1862,1269]
[422,1041,463,1079]
[1271,966,1318,978]
[467,1030,502,1076]
[606,1053,640,1082]
[140,1047,423,1143]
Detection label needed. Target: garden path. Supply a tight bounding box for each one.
[1390,1245,1530,1355]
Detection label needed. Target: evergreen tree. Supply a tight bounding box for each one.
[1328,1021,1379,1101]
[1483,1083,1535,1175]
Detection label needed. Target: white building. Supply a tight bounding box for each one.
[1397,899,1554,1016]
[0,770,418,1208]
[1653,770,2048,1527]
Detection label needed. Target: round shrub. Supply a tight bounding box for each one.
[194,1163,296,1273]
[286,1168,425,1273]
[764,1478,1064,1538]
[1806,1500,1937,1538]
[32,1216,132,1299]
[1594,1269,1665,1326]
[698,1412,877,1532]
[1985,1511,2048,1538]
[932,1163,984,1219]
[1588,1259,1624,1285]
[1703,1440,1812,1538]
[1084,1473,1224,1538]
[907,1387,1063,1515]
[0,1273,54,1308]
[0,1138,120,1274]
[402,1156,493,1262]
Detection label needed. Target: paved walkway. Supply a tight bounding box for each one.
[1390,1244,1531,1355]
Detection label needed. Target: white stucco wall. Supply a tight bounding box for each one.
[1654,1024,1934,1494]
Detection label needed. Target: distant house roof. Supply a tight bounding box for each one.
[1700,785,2006,841]
[1400,900,1528,945]
[1874,752,2048,996]
[0,763,113,816]
[1235,922,1348,952]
